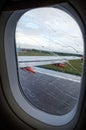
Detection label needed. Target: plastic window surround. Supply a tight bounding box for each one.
[1,2,85,130]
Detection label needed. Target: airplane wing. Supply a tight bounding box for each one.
[18,56,80,68]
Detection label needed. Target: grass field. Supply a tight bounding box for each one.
[18,51,54,56]
[39,59,82,76]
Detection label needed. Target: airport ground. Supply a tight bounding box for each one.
[19,68,80,115]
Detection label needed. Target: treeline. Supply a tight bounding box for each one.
[18,48,52,55]
[17,48,82,57]
[54,52,82,56]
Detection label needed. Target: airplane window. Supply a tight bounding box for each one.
[15,7,84,116]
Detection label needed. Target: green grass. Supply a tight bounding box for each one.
[39,59,82,76]
[18,51,55,56]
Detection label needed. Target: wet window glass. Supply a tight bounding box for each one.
[15,7,84,115]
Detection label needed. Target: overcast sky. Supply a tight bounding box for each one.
[15,7,84,55]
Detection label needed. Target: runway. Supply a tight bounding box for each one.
[19,68,81,115]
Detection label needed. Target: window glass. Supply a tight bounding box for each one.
[15,7,84,115]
